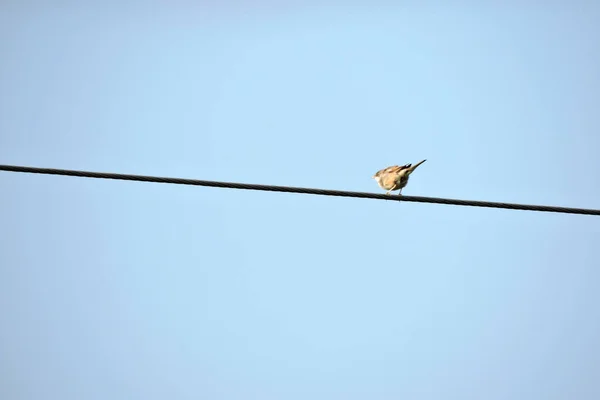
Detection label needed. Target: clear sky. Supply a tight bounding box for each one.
[1,2,600,399]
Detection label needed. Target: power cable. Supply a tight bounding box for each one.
[1,164,598,216]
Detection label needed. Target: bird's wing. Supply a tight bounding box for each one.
[378,164,412,175]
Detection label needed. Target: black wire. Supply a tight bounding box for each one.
[1,164,598,216]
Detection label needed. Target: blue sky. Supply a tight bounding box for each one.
[1,2,599,399]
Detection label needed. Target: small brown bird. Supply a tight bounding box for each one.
[372,159,427,195]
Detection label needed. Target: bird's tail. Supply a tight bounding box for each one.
[409,159,426,172]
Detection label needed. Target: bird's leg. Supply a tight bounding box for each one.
[398,188,403,196]
[386,190,391,195]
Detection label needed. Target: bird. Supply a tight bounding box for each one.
[372,159,427,195]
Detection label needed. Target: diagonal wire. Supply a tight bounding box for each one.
[1,164,598,216]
